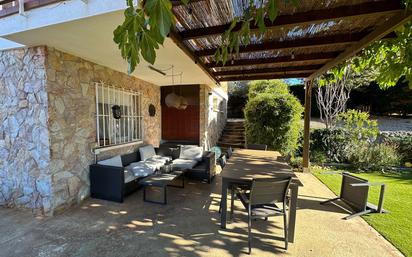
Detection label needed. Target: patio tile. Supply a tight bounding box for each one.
[0,173,403,257]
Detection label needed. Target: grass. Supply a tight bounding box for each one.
[312,166,412,257]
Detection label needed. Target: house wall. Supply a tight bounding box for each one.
[199,85,227,149]
[0,47,53,213]
[0,46,161,214]
[45,47,161,213]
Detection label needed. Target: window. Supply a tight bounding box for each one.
[95,82,143,148]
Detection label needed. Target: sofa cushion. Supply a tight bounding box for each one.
[179,145,203,161]
[98,155,123,167]
[172,159,198,170]
[124,170,137,183]
[126,162,155,177]
[139,145,156,161]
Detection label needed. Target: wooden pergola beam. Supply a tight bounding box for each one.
[308,10,412,80]
[213,65,322,76]
[195,31,368,57]
[168,30,218,84]
[218,73,312,81]
[205,51,340,68]
[302,80,313,172]
[179,1,403,40]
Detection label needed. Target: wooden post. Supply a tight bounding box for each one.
[302,79,312,172]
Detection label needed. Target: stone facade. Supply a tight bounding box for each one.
[0,46,161,215]
[199,85,227,149]
[0,47,53,213]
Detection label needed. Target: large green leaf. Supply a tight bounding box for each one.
[145,0,173,38]
[140,31,157,64]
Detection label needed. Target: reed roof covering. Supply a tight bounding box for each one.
[170,0,411,82]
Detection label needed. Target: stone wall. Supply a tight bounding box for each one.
[199,85,227,149]
[0,47,53,214]
[45,47,161,212]
[0,46,161,214]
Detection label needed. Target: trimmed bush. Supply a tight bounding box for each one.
[244,80,303,155]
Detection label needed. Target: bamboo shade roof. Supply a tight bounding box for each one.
[170,0,412,82]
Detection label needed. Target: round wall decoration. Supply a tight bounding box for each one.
[148,104,156,116]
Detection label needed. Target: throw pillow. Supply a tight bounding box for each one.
[98,155,123,167]
[139,145,156,161]
[179,145,203,161]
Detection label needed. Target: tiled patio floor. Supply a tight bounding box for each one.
[0,173,403,257]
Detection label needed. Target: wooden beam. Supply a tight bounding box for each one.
[218,73,312,81]
[302,80,313,172]
[179,1,403,40]
[168,30,218,84]
[308,10,412,80]
[213,65,322,76]
[205,51,339,68]
[195,31,368,57]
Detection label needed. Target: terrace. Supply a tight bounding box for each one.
[0,169,401,257]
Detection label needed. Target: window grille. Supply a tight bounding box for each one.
[95,82,143,148]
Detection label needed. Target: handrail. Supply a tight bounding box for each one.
[0,0,64,18]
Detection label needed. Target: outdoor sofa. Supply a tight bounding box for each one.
[89,144,216,203]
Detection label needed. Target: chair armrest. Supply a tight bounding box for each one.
[203,151,216,174]
[89,164,125,202]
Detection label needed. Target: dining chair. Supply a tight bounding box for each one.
[246,144,268,151]
[233,177,292,254]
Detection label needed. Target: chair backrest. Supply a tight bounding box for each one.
[249,177,292,205]
[340,173,369,212]
[247,144,268,151]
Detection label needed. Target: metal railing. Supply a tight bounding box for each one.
[0,0,64,18]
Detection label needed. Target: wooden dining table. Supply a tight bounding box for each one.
[220,149,303,243]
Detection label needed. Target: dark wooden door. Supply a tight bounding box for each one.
[161,85,200,143]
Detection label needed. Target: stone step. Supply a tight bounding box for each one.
[217,142,245,148]
[219,139,245,144]
[219,137,245,142]
[225,123,244,127]
[221,135,245,141]
[224,128,245,133]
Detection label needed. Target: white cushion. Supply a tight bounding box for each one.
[139,145,156,161]
[126,162,155,177]
[98,155,122,167]
[179,145,203,161]
[172,159,198,170]
[124,170,137,183]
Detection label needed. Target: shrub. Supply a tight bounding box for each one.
[337,109,379,142]
[380,133,412,164]
[244,81,303,156]
[248,80,290,99]
[346,141,400,170]
[289,156,303,170]
[310,128,348,163]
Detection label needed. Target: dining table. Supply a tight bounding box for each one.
[220,149,303,243]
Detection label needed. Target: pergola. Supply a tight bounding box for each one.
[169,0,412,171]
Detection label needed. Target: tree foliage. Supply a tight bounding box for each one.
[244,80,303,155]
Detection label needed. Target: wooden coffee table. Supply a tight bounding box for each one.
[138,170,185,204]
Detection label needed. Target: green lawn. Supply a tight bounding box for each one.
[312,166,412,257]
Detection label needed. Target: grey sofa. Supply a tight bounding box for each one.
[158,143,216,183]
